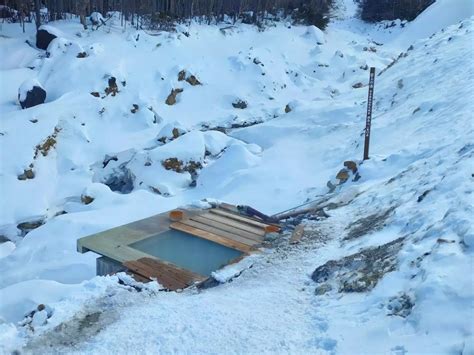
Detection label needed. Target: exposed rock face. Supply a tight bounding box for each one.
[103,167,135,194]
[232,99,248,109]
[165,88,184,105]
[18,83,46,109]
[344,207,395,241]
[36,28,57,50]
[285,104,292,113]
[312,237,404,294]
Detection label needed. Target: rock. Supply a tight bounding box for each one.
[130,104,139,114]
[387,293,414,318]
[344,207,395,241]
[18,168,35,180]
[285,104,292,113]
[352,82,364,89]
[186,75,201,86]
[102,167,135,194]
[34,127,60,158]
[336,169,350,183]
[311,237,405,294]
[157,123,187,143]
[0,235,9,243]
[178,70,186,81]
[232,99,248,109]
[36,27,57,50]
[343,160,358,174]
[18,80,46,109]
[105,77,119,96]
[90,92,100,97]
[162,158,183,172]
[315,283,332,295]
[162,158,202,175]
[77,51,87,58]
[165,88,183,105]
[81,195,94,205]
[17,219,45,236]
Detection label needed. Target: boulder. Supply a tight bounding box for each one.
[165,88,183,105]
[36,26,60,50]
[18,80,46,109]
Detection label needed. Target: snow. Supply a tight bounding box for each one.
[391,0,474,48]
[0,2,473,353]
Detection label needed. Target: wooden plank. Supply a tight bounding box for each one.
[178,219,259,247]
[170,222,253,253]
[210,208,275,229]
[139,257,204,285]
[124,259,192,290]
[199,213,266,236]
[190,215,264,242]
[290,225,305,244]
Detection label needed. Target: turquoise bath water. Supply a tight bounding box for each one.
[130,229,242,276]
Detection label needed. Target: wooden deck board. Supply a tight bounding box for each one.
[209,209,276,229]
[177,219,260,247]
[198,213,266,237]
[190,215,264,243]
[124,257,205,290]
[170,222,253,253]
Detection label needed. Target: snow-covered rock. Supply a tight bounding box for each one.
[18,79,46,109]
[36,25,64,50]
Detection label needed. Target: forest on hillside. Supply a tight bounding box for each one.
[1,0,434,30]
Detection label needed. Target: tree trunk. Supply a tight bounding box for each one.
[34,0,41,29]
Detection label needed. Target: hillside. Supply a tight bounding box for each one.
[0,1,473,353]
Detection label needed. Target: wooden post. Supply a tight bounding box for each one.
[363,67,376,160]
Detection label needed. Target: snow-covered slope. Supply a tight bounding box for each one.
[0,3,473,354]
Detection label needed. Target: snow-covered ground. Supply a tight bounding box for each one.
[0,0,473,353]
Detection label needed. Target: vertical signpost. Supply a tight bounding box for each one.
[364,67,376,160]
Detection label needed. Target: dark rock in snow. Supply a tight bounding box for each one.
[36,28,57,50]
[105,77,119,96]
[0,235,9,243]
[103,167,135,194]
[352,82,364,89]
[18,168,35,180]
[285,104,292,113]
[312,237,405,294]
[18,81,46,109]
[232,99,248,109]
[345,207,395,241]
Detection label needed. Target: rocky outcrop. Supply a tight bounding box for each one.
[312,237,405,295]
[344,207,395,240]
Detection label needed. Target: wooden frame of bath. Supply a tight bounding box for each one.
[77,207,278,290]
